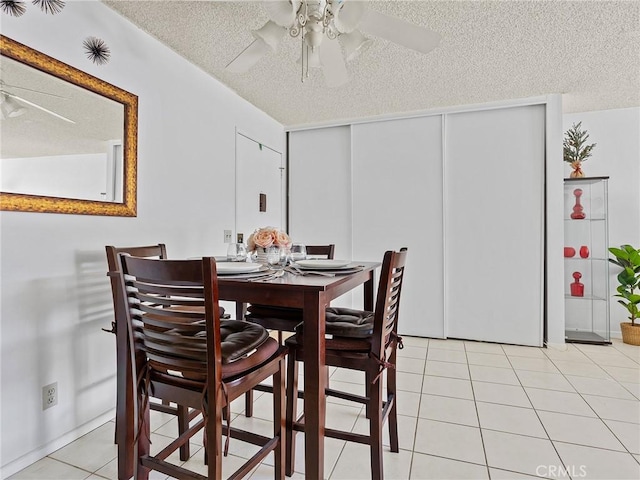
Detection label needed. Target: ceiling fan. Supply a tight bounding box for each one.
[225,0,441,87]
[0,81,75,123]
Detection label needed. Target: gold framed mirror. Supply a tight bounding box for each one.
[0,35,137,216]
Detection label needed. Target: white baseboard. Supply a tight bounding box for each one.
[1,409,115,479]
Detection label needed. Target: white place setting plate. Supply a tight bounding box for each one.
[216,263,263,274]
[294,259,352,270]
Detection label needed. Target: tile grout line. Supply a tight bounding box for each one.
[407,339,430,480]
[463,341,492,480]
[500,344,574,476]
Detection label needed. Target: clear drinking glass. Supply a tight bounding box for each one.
[290,243,307,262]
[266,246,286,269]
[227,243,247,262]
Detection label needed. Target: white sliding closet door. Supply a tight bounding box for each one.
[444,105,545,346]
[289,127,353,307]
[289,126,352,258]
[352,116,444,338]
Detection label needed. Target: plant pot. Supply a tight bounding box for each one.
[620,322,640,346]
[570,161,585,178]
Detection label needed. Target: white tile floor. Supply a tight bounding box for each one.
[10,338,640,480]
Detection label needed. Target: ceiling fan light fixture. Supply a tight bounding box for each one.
[341,29,372,62]
[264,0,298,27]
[227,0,440,87]
[304,17,324,49]
[252,20,287,51]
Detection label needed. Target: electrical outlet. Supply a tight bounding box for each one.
[42,382,58,410]
[224,230,232,243]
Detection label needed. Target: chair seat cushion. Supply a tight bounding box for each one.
[221,337,281,379]
[286,307,374,353]
[325,307,374,338]
[171,321,276,382]
[154,337,281,387]
[219,320,269,363]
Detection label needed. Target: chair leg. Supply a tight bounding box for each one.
[134,396,151,480]
[245,389,254,417]
[387,353,399,453]
[176,404,191,461]
[273,357,286,479]
[368,367,384,480]
[285,348,299,476]
[206,390,224,479]
[365,371,372,419]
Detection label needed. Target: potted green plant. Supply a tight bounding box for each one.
[564,122,596,178]
[609,244,640,345]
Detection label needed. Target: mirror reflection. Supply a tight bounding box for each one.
[0,35,137,216]
[1,55,125,202]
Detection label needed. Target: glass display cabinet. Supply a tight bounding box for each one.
[564,177,610,344]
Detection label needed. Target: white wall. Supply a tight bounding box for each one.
[563,107,640,337]
[0,1,284,475]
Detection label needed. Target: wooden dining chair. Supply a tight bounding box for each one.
[106,244,202,462]
[116,255,287,479]
[242,244,335,416]
[284,248,408,480]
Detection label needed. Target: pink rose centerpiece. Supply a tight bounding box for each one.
[247,227,291,264]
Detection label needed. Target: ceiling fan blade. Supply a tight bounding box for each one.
[334,0,367,33]
[3,91,75,123]
[252,20,287,51]
[360,10,441,54]
[224,39,272,73]
[319,38,349,88]
[2,83,66,99]
[264,0,299,27]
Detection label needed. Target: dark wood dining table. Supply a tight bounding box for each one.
[115,261,379,480]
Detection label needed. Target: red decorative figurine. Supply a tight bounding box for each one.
[570,272,584,297]
[570,188,586,219]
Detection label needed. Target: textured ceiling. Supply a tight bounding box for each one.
[104,0,640,128]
